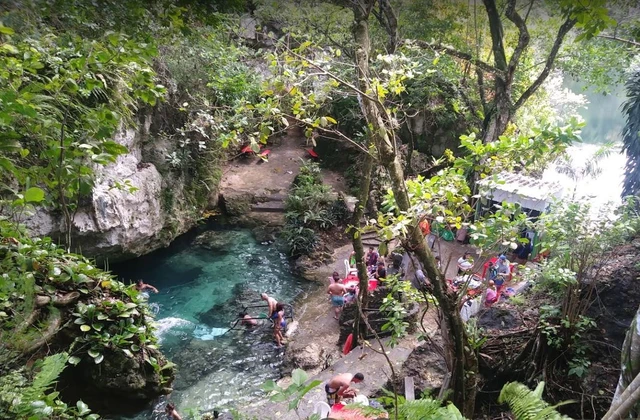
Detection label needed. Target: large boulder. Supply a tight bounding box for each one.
[81,347,174,401]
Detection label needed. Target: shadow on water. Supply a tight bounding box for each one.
[104,220,315,419]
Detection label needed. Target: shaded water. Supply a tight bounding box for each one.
[110,226,314,418]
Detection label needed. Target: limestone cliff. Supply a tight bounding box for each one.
[22,114,220,262]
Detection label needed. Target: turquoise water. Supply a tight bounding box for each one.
[110,226,313,418]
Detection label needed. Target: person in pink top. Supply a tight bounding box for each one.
[486,280,498,305]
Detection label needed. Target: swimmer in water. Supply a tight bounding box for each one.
[239,311,258,327]
[165,403,183,420]
[135,279,158,293]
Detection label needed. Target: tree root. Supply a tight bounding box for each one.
[17,308,62,355]
[35,295,51,307]
[13,309,41,336]
[53,291,80,307]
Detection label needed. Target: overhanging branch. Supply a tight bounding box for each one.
[402,39,505,78]
[514,16,577,110]
[504,0,531,84]
[598,34,640,48]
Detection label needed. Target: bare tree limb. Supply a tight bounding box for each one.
[282,113,372,155]
[504,0,531,85]
[373,0,398,53]
[514,16,577,110]
[598,33,640,48]
[482,0,508,73]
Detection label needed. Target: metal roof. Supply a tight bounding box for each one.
[478,171,564,212]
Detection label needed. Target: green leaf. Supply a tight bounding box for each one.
[94,354,104,364]
[0,25,15,35]
[122,349,133,358]
[24,187,45,203]
[262,379,279,392]
[88,349,100,358]
[68,356,81,366]
[291,368,307,386]
[76,400,91,415]
[80,324,91,332]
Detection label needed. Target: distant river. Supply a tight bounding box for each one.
[542,142,625,211]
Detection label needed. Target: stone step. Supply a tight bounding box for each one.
[251,201,286,213]
[361,231,379,238]
[258,193,287,202]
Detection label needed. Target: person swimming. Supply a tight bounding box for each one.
[134,279,158,297]
[239,311,258,327]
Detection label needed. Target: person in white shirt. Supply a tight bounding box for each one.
[457,252,473,273]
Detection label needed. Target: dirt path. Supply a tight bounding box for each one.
[219,126,346,225]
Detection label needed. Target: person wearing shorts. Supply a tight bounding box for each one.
[327,275,346,320]
[325,373,364,406]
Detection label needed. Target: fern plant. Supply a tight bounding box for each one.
[498,381,573,420]
[1,352,99,419]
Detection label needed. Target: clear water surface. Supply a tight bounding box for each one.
[109,225,313,419]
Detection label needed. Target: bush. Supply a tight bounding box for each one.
[281,224,318,256]
[283,161,337,255]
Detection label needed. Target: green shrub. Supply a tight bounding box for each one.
[283,161,339,255]
[280,223,318,256]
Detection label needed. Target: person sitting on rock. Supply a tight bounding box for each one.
[165,403,183,420]
[135,279,158,294]
[325,372,364,406]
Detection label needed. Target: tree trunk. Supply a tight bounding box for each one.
[609,304,640,418]
[351,150,374,348]
[350,2,478,416]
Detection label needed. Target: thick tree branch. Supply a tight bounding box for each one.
[402,39,505,77]
[514,16,577,110]
[373,0,398,53]
[504,0,530,85]
[598,34,640,48]
[482,0,508,73]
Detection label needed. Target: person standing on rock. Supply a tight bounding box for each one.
[325,372,364,406]
[261,293,278,318]
[273,302,286,347]
[327,276,347,320]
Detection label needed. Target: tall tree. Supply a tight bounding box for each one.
[343,0,479,415]
[410,0,614,143]
[622,68,640,198]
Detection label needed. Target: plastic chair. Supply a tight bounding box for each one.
[313,401,331,418]
[344,259,351,278]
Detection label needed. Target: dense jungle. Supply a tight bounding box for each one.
[2,0,640,419]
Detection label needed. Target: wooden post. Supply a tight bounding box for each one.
[404,376,415,401]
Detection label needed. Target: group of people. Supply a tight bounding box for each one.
[328,246,389,320]
[238,293,288,347]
